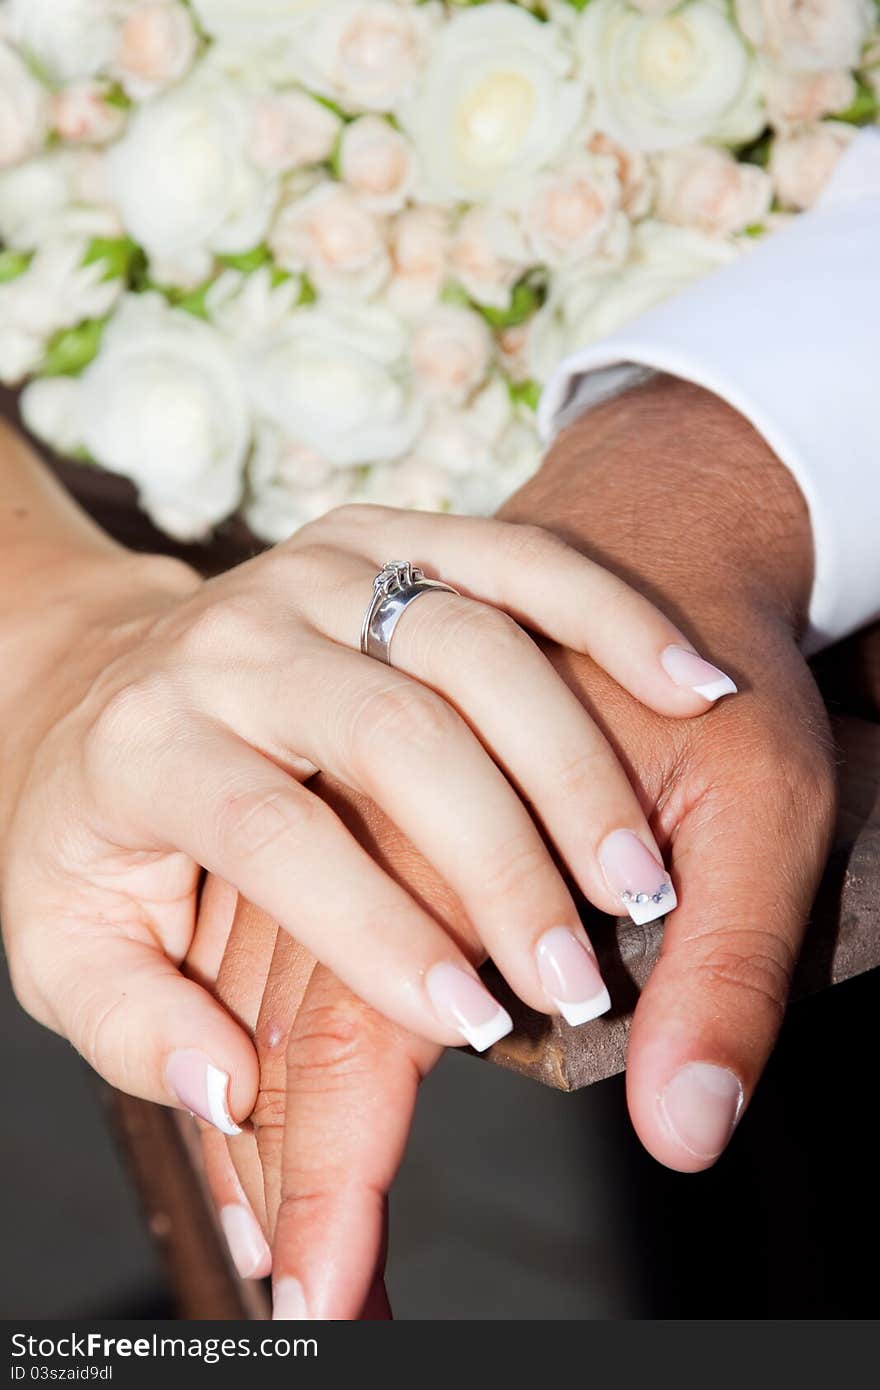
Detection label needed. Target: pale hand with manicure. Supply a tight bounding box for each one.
[0,416,734,1136]
[190,377,838,1319]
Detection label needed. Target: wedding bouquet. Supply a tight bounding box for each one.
[1,0,876,543]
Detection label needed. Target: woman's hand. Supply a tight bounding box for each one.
[192,377,838,1319]
[1,493,731,1129]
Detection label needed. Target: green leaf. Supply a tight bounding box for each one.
[218,244,272,273]
[39,319,107,377]
[508,379,542,412]
[83,236,145,283]
[297,275,317,306]
[312,93,351,122]
[834,76,880,127]
[440,281,472,308]
[480,277,545,330]
[0,249,33,284]
[174,284,212,320]
[737,130,772,168]
[102,81,133,111]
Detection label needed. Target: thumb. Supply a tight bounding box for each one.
[27,927,259,1132]
[625,726,834,1172]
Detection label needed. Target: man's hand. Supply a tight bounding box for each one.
[196,376,837,1317]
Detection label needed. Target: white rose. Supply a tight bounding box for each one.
[380,378,534,516]
[77,294,248,538]
[108,72,278,264]
[249,91,341,173]
[0,41,49,169]
[770,122,856,210]
[297,0,435,113]
[189,0,321,82]
[52,82,126,147]
[113,2,198,101]
[765,69,858,133]
[579,0,764,152]
[654,146,772,235]
[410,304,492,406]
[206,266,303,344]
[249,301,423,466]
[8,0,123,82]
[339,116,416,215]
[0,151,121,248]
[518,154,627,269]
[269,182,390,299]
[528,220,736,379]
[734,0,873,73]
[629,0,680,11]
[399,4,584,203]
[450,205,530,311]
[412,375,511,478]
[245,423,356,542]
[20,376,85,455]
[0,237,123,385]
[385,206,449,317]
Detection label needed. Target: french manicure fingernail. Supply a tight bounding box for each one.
[425,962,513,1052]
[659,1062,744,1161]
[219,1205,271,1280]
[535,927,610,1026]
[273,1277,308,1320]
[661,645,738,702]
[164,1049,241,1136]
[598,829,677,926]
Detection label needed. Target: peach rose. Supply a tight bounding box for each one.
[587,132,654,219]
[385,206,450,317]
[338,115,416,215]
[450,206,530,311]
[770,122,856,210]
[765,69,857,132]
[521,155,627,269]
[269,182,390,299]
[114,2,198,101]
[249,91,341,173]
[734,0,873,72]
[410,304,492,405]
[52,83,126,146]
[655,146,772,235]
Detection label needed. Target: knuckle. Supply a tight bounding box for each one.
[175,596,260,662]
[213,784,323,865]
[271,541,341,587]
[350,680,458,768]
[504,522,556,567]
[287,1000,381,1094]
[689,928,795,1024]
[83,675,168,769]
[249,1085,287,1134]
[322,503,388,531]
[450,603,531,661]
[480,830,549,904]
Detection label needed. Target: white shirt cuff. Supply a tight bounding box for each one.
[539,128,880,656]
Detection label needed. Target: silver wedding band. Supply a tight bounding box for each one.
[360,561,459,665]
